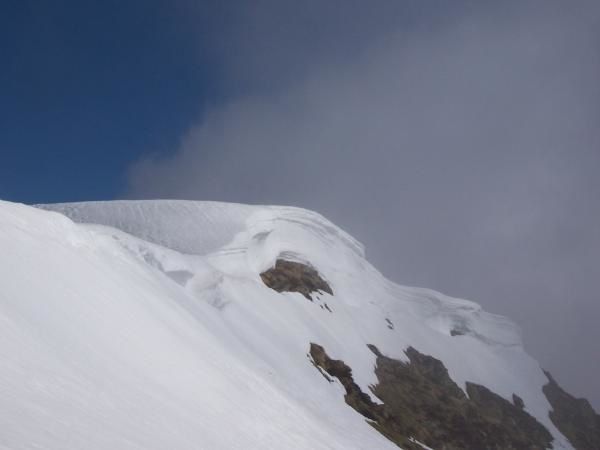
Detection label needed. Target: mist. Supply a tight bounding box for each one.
[128,0,600,407]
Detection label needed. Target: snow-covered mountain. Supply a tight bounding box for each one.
[1,199,597,449]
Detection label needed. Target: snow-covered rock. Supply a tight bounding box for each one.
[0,199,578,448]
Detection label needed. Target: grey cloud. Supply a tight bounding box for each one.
[128,1,600,407]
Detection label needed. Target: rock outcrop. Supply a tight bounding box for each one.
[543,371,600,449]
[260,259,333,300]
[310,343,554,450]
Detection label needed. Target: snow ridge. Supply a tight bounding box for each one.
[0,200,572,449]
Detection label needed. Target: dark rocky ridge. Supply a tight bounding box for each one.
[310,343,554,450]
[260,259,333,300]
[543,371,600,449]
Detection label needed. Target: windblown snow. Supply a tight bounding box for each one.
[0,200,572,449]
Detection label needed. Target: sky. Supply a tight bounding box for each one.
[3,0,600,408]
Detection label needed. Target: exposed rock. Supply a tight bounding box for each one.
[260,259,333,300]
[385,318,394,330]
[513,393,525,410]
[310,343,554,450]
[543,371,600,449]
[464,383,553,449]
[310,343,383,424]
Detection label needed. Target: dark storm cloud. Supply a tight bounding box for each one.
[128,1,600,407]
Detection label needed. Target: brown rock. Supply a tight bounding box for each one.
[310,342,554,450]
[260,259,333,300]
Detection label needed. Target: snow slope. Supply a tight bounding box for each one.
[1,200,572,449]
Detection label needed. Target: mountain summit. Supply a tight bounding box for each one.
[0,200,596,449]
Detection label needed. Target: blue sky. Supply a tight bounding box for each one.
[1,0,222,203]
[1,0,448,204]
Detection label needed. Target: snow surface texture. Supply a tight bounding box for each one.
[0,200,570,449]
